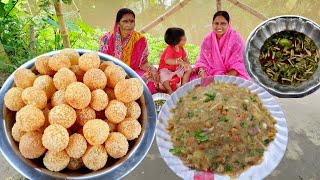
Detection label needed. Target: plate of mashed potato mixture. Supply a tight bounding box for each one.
[156,75,288,180]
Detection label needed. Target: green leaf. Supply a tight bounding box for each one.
[264,138,270,144]
[175,118,181,124]
[256,149,264,156]
[66,20,78,31]
[0,2,6,17]
[219,116,229,122]
[192,96,197,101]
[249,96,257,102]
[187,111,194,118]
[194,129,209,143]
[225,164,232,172]
[204,93,216,102]
[240,122,248,128]
[211,163,218,170]
[42,17,59,28]
[250,115,255,121]
[62,0,73,5]
[169,147,183,155]
[77,18,95,34]
[243,103,248,111]
[249,149,255,157]
[37,0,51,12]
[178,98,183,103]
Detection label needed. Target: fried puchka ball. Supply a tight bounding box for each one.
[105,132,128,158]
[4,87,25,111]
[12,122,26,142]
[16,105,45,132]
[48,53,71,71]
[125,101,141,119]
[78,52,100,71]
[118,118,141,140]
[105,100,127,124]
[67,158,84,170]
[75,106,96,126]
[83,119,109,145]
[104,87,116,100]
[104,65,126,88]
[43,150,70,172]
[35,56,55,75]
[14,68,36,89]
[42,124,69,152]
[99,61,115,72]
[114,78,143,103]
[82,145,108,171]
[51,90,67,107]
[19,131,46,159]
[65,133,87,158]
[53,68,77,91]
[70,65,85,82]
[83,68,107,91]
[90,89,108,111]
[60,48,80,65]
[21,87,47,109]
[83,68,107,90]
[105,120,117,133]
[65,82,91,109]
[33,75,57,100]
[49,104,76,128]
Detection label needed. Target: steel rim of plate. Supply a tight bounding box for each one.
[0,49,157,180]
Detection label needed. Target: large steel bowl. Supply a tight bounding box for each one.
[244,15,320,98]
[0,49,157,179]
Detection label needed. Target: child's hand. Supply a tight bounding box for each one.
[178,60,190,70]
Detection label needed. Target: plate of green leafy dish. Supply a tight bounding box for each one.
[245,15,320,98]
[153,93,170,114]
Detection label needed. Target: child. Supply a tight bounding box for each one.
[158,28,192,94]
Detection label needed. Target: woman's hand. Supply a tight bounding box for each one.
[227,69,238,76]
[198,68,206,78]
[150,66,160,82]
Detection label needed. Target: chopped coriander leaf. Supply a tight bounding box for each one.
[249,149,255,156]
[240,122,248,128]
[250,115,255,121]
[211,163,218,170]
[257,149,264,156]
[225,165,232,171]
[243,103,248,111]
[249,96,257,102]
[187,111,194,118]
[219,116,229,122]
[192,96,197,101]
[169,148,183,155]
[179,98,183,103]
[204,93,216,102]
[175,118,181,124]
[264,138,270,144]
[194,129,209,143]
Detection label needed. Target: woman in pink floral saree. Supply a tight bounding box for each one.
[194,11,250,80]
[99,8,159,94]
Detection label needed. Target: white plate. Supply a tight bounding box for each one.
[156,75,288,180]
